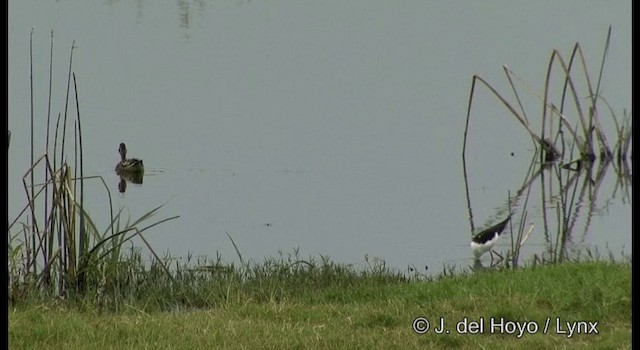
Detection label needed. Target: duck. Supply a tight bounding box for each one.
[115,143,144,174]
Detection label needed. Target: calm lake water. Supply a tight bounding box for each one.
[8,1,632,274]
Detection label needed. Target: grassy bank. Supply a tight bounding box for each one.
[9,261,631,349]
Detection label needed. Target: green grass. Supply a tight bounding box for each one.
[10,261,631,349]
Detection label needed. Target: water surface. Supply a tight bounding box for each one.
[8,1,632,273]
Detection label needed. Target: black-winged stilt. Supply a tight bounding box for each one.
[470,216,511,261]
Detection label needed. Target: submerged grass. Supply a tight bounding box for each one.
[9,261,631,349]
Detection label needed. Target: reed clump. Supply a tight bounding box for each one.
[461,26,631,271]
[462,26,631,166]
[8,32,178,304]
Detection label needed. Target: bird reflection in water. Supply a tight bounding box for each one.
[117,172,144,193]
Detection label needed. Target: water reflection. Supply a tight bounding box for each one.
[177,0,206,38]
[117,172,143,193]
[103,0,207,37]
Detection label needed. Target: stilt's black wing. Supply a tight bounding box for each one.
[472,216,511,244]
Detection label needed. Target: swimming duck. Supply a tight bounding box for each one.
[115,143,144,174]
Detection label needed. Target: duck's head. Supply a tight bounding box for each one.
[119,143,128,159]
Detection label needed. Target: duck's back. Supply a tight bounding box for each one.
[116,158,144,173]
